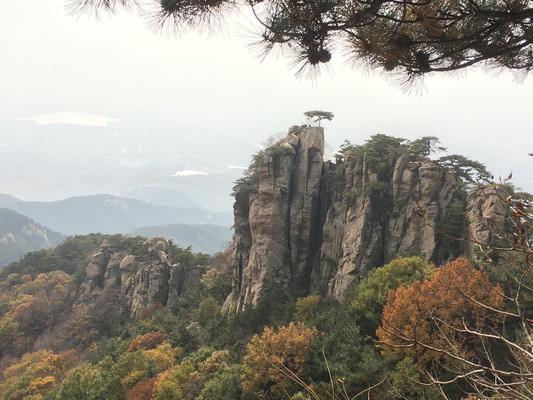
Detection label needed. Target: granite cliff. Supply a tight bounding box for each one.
[223,126,508,311]
[79,237,208,319]
[60,128,509,318]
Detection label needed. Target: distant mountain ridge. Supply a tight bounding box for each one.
[0,208,66,268]
[0,194,233,236]
[129,224,232,255]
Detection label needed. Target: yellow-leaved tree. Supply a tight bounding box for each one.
[242,321,318,399]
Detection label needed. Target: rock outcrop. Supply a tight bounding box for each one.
[223,126,324,310]
[80,237,207,318]
[74,127,510,315]
[224,127,508,311]
[311,153,462,301]
[464,186,511,258]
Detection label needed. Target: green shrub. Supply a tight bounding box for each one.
[344,191,359,208]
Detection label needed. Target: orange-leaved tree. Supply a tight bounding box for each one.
[387,191,533,399]
[242,321,318,398]
[125,378,157,400]
[127,330,169,352]
[377,258,504,374]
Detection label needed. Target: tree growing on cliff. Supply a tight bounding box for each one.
[304,110,334,127]
[438,154,492,184]
[409,136,447,157]
[69,0,533,81]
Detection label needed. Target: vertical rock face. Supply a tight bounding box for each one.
[464,186,511,257]
[120,238,172,317]
[74,129,511,315]
[312,152,461,301]
[224,127,508,309]
[80,237,207,318]
[224,126,324,311]
[385,156,458,260]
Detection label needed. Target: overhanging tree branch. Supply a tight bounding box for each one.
[67,0,533,81]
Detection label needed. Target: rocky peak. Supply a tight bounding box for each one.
[80,237,207,318]
[314,152,461,301]
[224,126,324,311]
[224,129,508,311]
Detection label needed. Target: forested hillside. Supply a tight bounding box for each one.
[0,135,531,400]
[0,209,65,268]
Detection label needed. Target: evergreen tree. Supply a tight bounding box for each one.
[69,0,533,81]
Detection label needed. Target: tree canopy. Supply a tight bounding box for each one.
[352,256,436,326]
[377,258,504,366]
[303,110,334,126]
[68,0,533,81]
[242,322,318,398]
[437,154,492,184]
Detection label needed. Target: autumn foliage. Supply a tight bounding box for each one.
[0,271,72,358]
[242,322,318,398]
[127,330,169,352]
[0,349,78,399]
[125,378,157,400]
[377,258,504,368]
[1,227,527,399]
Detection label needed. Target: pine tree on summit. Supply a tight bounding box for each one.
[303,110,334,127]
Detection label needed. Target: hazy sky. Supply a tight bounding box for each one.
[1,0,532,200]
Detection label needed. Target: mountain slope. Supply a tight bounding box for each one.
[0,208,66,268]
[0,194,233,235]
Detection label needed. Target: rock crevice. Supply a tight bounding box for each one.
[80,237,207,318]
[224,127,508,310]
